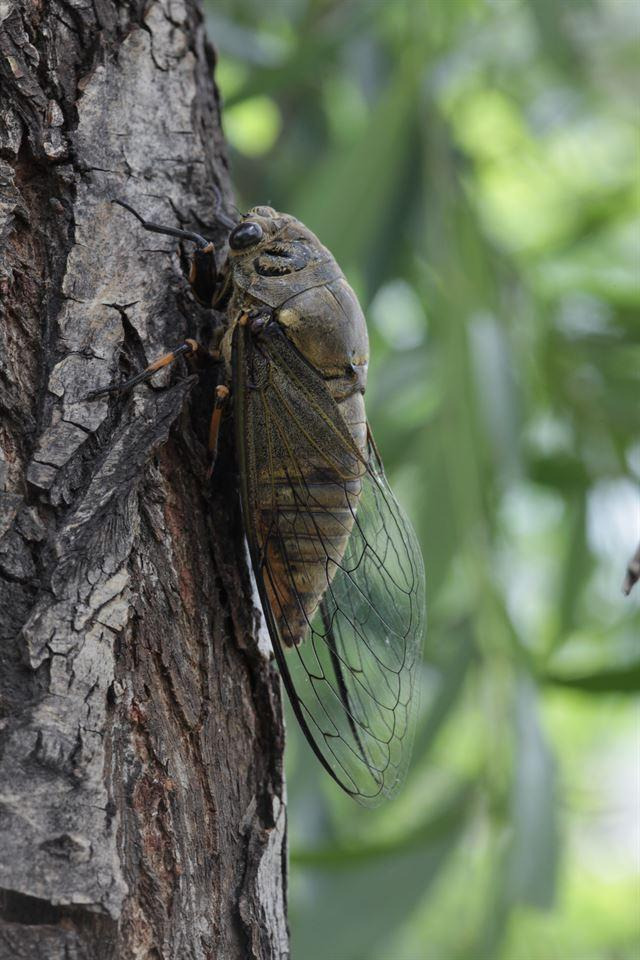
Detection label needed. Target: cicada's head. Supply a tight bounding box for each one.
[225,205,368,389]
[226,206,336,307]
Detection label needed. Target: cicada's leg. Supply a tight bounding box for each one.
[206,384,230,478]
[112,199,223,307]
[87,339,204,399]
[189,244,219,306]
[203,308,267,467]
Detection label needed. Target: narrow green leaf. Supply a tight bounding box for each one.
[291,784,473,867]
[505,677,559,910]
[543,662,640,694]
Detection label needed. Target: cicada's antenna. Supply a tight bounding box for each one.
[112,199,211,250]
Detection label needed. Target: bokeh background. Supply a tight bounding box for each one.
[206,1,639,957]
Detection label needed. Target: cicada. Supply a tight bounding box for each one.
[98,201,426,805]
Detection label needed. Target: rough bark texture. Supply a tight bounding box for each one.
[0,2,288,958]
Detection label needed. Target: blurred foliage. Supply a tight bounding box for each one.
[206,0,640,957]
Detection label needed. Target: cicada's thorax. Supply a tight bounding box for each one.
[221,207,369,644]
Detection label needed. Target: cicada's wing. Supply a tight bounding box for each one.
[310,440,426,803]
[233,321,426,804]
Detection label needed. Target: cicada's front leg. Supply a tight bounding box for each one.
[87,200,231,402]
[111,197,229,309]
[87,338,210,400]
[188,242,219,306]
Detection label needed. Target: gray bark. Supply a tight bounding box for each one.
[0,2,288,958]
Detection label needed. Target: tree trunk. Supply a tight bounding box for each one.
[0,2,288,958]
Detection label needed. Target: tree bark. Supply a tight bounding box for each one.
[0,2,288,958]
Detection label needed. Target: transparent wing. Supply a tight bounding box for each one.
[234,323,426,804]
[297,440,426,803]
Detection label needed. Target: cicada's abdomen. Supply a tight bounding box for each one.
[257,388,367,646]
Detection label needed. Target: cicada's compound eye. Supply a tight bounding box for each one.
[229,220,263,251]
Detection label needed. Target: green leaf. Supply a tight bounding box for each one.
[291,784,472,867]
[543,661,640,694]
[505,677,559,910]
[290,787,472,960]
